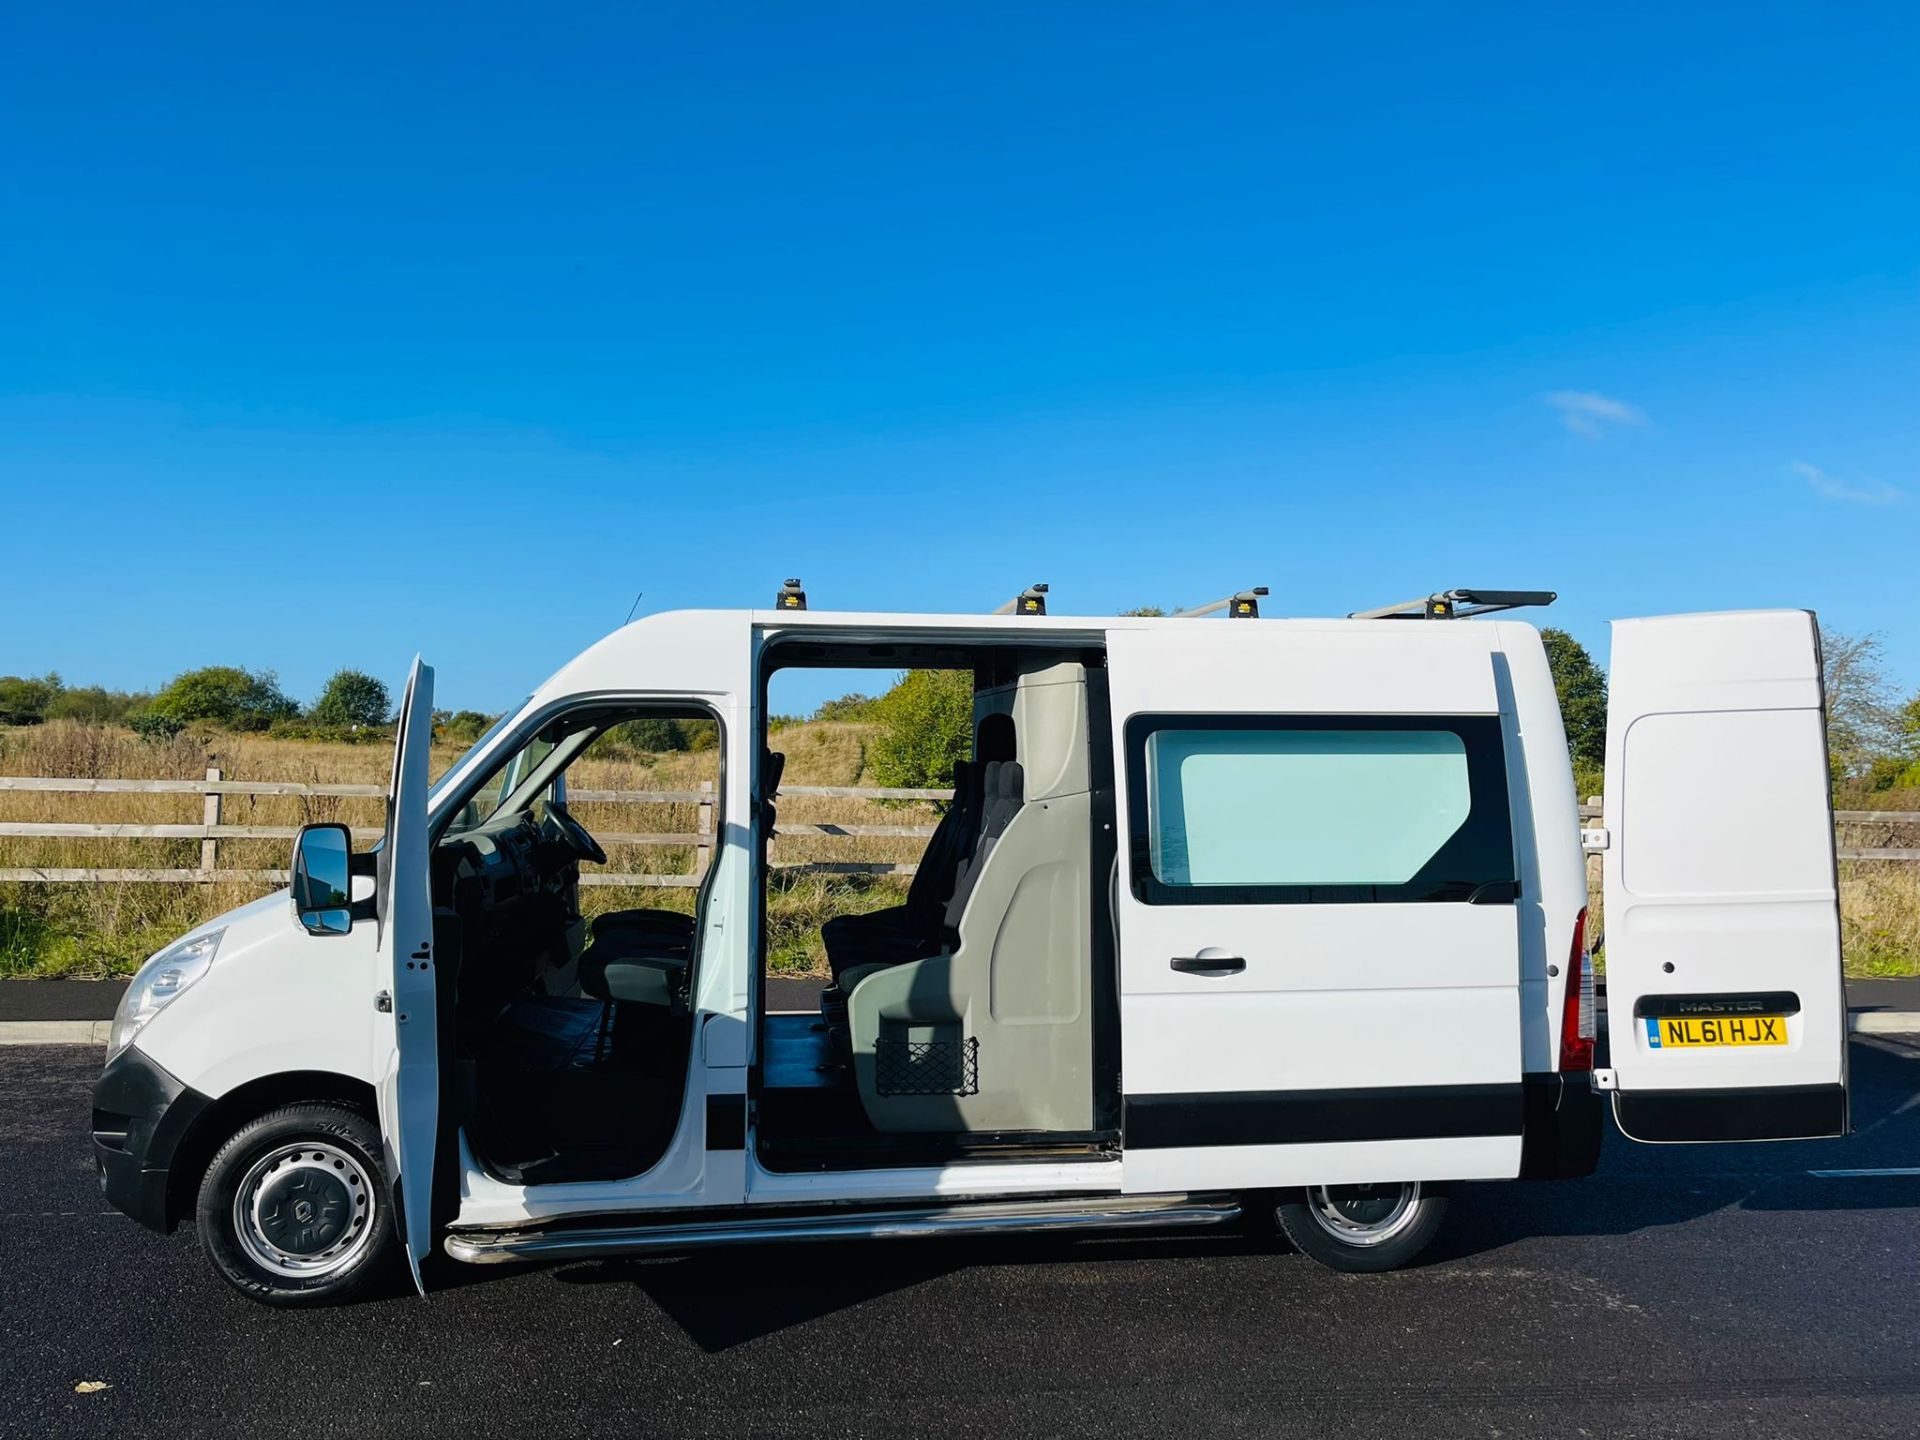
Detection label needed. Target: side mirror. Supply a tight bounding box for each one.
[291,823,354,937]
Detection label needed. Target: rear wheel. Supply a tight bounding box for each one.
[195,1103,399,1306]
[1274,1181,1448,1273]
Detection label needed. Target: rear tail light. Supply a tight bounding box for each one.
[1558,907,1595,1072]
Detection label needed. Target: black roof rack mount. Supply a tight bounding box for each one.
[1178,586,1270,619]
[1348,588,1557,621]
[992,583,1049,617]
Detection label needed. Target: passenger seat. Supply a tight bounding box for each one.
[841,659,1095,1135]
[820,713,1015,984]
[820,758,982,982]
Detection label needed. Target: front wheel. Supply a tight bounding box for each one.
[1274,1181,1448,1273]
[195,1102,400,1306]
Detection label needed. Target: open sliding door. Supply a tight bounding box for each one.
[1109,625,1526,1193]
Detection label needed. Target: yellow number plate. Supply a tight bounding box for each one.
[1646,1015,1787,1049]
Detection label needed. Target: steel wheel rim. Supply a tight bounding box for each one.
[1300,1182,1422,1247]
[232,1141,377,1280]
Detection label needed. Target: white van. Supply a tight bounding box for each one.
[91,596,1848,1305]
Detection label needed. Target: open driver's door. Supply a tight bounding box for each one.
[374,657,438,1291]
[1600,611,1847,1142]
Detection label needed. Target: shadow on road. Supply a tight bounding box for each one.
[547,1231,1271,1352]
[421,1037,1920,1346]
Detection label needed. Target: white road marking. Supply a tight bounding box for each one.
[1808,1167,1920,1178]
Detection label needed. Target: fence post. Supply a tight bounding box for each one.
[201,766,222,877]
[695,779,714,879]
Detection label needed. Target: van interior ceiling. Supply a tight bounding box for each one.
[757,639,1121,1170]
[431,703,720,1185]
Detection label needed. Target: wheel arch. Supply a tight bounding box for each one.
[166,1071,379,1232]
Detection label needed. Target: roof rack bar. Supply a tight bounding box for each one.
[1178,586,1270,619]
[1349,588,1557,620]
[992,583,1049,617]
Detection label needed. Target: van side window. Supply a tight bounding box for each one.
[1124,715,1516,905]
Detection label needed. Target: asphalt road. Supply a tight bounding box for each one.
[4,1041,1919,1440]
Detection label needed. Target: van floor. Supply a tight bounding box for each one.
[756,1012,1114,1171]
[758,1011,874,1144]
[471,994,688,1185]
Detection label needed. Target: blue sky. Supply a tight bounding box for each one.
[2,2,1914,714]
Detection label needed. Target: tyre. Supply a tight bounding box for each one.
[1274,1181,1448,1273]
[195,1102,399,1306]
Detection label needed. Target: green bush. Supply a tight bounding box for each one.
[0,673,61,725]
[128,711,188,742]
[812,693,879,722]
[45,684,150,724]
[867,669,972,789]
[309,669,392,728]
[147,666,299,731]
[437,710,499,745]
[607,716,690,753]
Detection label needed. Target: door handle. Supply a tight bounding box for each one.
[1170,950,1246,977]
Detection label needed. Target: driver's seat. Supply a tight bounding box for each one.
[587,748,782,955]
[578,940,686,1011]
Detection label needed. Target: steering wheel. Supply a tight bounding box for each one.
[542,800,607,867]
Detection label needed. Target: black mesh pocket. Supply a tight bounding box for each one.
[874,1036,979,1097]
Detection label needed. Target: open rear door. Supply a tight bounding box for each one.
[374,657,438,1291]
[1601,612,1847,1142]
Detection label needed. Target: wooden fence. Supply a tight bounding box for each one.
[0,773,1915,888]
[0,771,946,888]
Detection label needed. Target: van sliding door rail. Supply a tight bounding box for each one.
[443,1194,1243,1264]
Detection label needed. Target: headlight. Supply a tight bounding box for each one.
[107,927,226,1061]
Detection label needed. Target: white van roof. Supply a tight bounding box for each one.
[524,606,1542,712]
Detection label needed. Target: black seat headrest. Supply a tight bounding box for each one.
[762,749,786,798]
[976,713,1016,763]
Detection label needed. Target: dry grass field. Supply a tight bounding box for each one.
[2,719,1915,979]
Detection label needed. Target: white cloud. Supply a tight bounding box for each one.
[1545,390,1647,439]
[1792,460,1903,506]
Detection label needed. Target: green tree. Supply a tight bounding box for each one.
[0,673,61,725]
[45,684,149,724]
[309,669,392,728]
[1821,629,1903,783]
[1870,691,1920,791]
[1118,605,1166,617]
[147,666,298,731]
[868,669,973,789]
[1540,628,1608,773]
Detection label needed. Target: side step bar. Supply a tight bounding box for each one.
[445,1194,1242,1265]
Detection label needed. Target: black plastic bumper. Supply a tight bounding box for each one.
[1518,1070,1603,1180]
[92,1045,211,1234]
